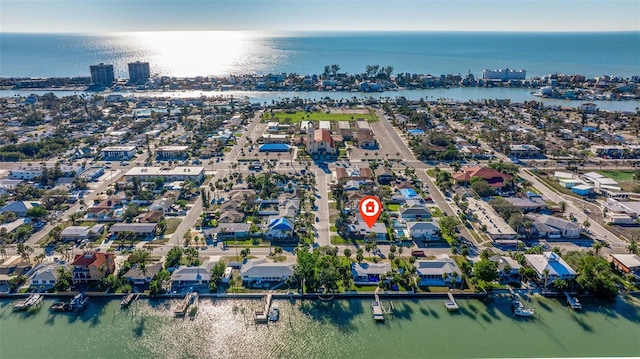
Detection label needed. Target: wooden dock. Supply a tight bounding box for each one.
[372,293,385,321]
[445,291,459,312]
[564,292,582,311]
[13,294,43,311]
[120,292,139,307]
[174,292,197,317]
[255,293,272,323]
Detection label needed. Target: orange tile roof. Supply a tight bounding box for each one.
[71,252,112,267]
[452,166,512,187]
[313,129,333,143]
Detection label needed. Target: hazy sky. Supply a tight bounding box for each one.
[1,0,639,33]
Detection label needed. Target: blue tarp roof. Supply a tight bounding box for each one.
[259,144,291,152]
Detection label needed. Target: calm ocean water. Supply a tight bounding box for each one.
[1,31,639,78]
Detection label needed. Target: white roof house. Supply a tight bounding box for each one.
[240,259,294,283]
[352,262,392,284]
[524,252,577,281]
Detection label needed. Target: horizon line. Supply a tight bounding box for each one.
[2,29,639,35]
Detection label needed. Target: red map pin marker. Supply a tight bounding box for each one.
[359,196,382,228]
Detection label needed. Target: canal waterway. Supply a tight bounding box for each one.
[1,294,638,359]
[1,88,639,113]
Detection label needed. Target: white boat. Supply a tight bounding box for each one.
[512,299,535,317]
[268,303,279,322]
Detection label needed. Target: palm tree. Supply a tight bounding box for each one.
[542,269,550,291]
[627,239,638,255]
[593,242,603,256]
[559,201,567,216]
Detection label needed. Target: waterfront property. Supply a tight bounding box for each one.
[351,262,391,285]
[611,254,640,280]
[524,252,577,282]
[414,255,462,287]
[27,262,63,291]
[240,259,294,286]
[170,265,212,291]
[71,252,116,284]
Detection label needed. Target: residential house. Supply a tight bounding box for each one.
[109,223,157,239]
[125,263,163,285]
[338,121,353,140]
[60,226,93,243]
[374,166,393,185]
[218,211,245,223]
[0,201,39,217]
[532,214,581,239]
[0,261,32,289]
[357,130,376,149]
[524,252,577,282]
[452,166,512,188]
[611,254,640,280]
[265,217,294,239]
[351,262,392,285]
[399,206,432,221]
[136,210,164,223]
[170,265,212,290]
[28,262,63,291]
[240,259,294,285]
[509,144,541,158]
[71,252,116,284]
[0,179,23,195]
[87,194,126,221]
[335,167,373,184]
[407,221,440,241]
[204,223,251,240]
[414,255,462,286]
[149,198,174,213]
[489,255,521,282]
[347,218,388,241]
[530,222,561,239]
[502,196,547,212]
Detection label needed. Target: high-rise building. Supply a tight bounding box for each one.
[128,61,150,84]
[90,63,115,86]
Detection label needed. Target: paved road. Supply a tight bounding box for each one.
[314,167,331,246]
[372,113,479,247]
[519,169,627,253]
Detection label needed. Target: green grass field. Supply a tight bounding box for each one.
[270,110,378,123]
[597,170,635,182]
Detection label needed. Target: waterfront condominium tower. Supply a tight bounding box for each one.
[89,63,115,86]
[128,61,150,84]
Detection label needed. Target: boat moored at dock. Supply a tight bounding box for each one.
[50,293,89,313]
[13,294,44,311]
